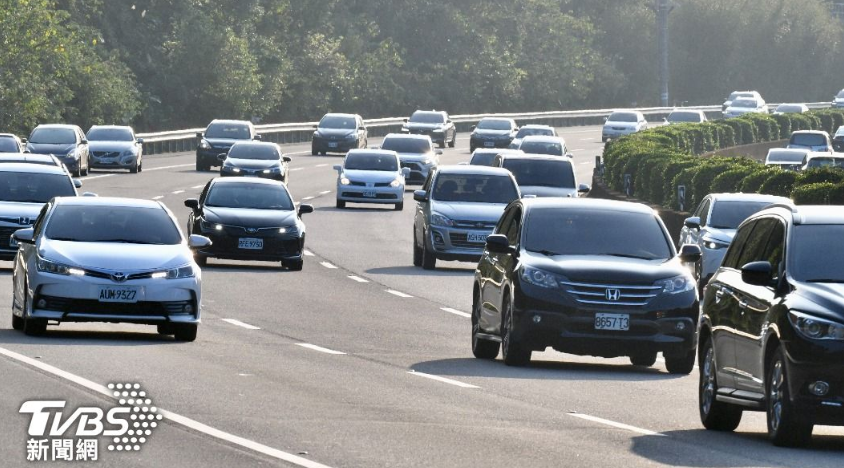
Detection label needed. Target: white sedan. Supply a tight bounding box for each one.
[723,97,768,118]
[11,197,210,341]
[602,111,648,142]
[334,149,409,210]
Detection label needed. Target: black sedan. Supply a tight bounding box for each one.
[472,198,702,372]
[185,178,313,270]
[311,113,367,155]
[401,110,457,148]
[219,141,291,182]
[196,120,260,171]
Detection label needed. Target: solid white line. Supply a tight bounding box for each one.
[286,151,312,156]
[290,167,305,172]
[572,148,586,152]
[315,164,328,167]
[440,307,471,318]
[84,174,115,181]
[567,413,665,437]
[145,163,195,172]
[302,196,315,201]
[320,262,338,269]
[304,250,315,257]
[192,184,205,189]
[580,161,592,165]
[152,196,164,200]
[172,190,185,195]
[348,275,369,283]
[319,190,331,195]
[0,346,333,468]
[581,137,597,140]
[296,343,347,355]
[407,371,479,389]
[387,289,413,298]
[221,319,261,330]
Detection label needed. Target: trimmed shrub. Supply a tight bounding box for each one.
[796,167,844,186]
[758,170,798,197]
[830,182,844,204]
[771,113,792,137]
[793,182,835,205]
[691,159,739,207]
[740,167,781,193]
[710,165,761,193]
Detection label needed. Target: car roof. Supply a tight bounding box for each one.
[321,113,359,119]
[54,197,163,209]
[0,133,19,138]
[0,162,69,175]
[0,153,60,164]
[520,124,554,129]
[436,165,514,176]
[88,125,133,130]
[521,197,655,215]
[708,193,790,203]
[208,119,253,126]
[791,130,828,136]
[520,135,565,144]
[230,141,280,148]
[412,110,446,116]
[754,204,844,226]
[33,124,79,130]
[346,149,399,158]
[768,148,809,154]
[478,117,516,123]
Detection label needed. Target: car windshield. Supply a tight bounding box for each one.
[807,157,844,169]
[524,208,672,260]
[381,137,431,154]
[838,90,844,99]
[29,128,75,145]
[502,159,575,188]
[515,127,553,138]
[86,128,134,141]
[667,112,701,123]
[344,154,398,171]
[206,123,251,139]
[790,225,844,282]
[409,112,444,124]
[776,105,803,113]
[45,205,181,245]
[0,172,76,203]
[0,138,19,152]
[791,134,826,147]
[227,144,279,161]
[476,119,513,130]
[519,141,563,156]
[708,201,775,229]
[767,150,806,163]
[732,99,758,108]
[206,183,294,210]
[319,116,357,129]
[470,152,499,166]
[608,112,638,123]
[432,174,518,204]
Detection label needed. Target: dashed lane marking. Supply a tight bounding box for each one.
[304,250,315,257]
[221,319,261,330]
[387,290,413,298]
[440,307,471,318]
[568,412,665,437]
[296,343,347,355]
[152,196,164,200]
[320,262,338,269]
[172,190,185,195]
[145,163,195,172]
[407,371,479,389]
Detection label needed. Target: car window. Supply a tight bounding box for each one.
[519,141,563,156]
[721,220,757,270]
[495,206,517,236]
[709,201,776,229]
[410,112,445,124]
[470,152,498,166]
[32,204,50,238]
[476,119,513,131]
[790,225,844,282]
[45,205,182,245]
[790,134,827,147]
[607,112,638,123]
[502,159,575,188]
[0,172,76,203]
[206,123,251,139]
[87,128,134,141]
[0,138,20,152]
[504,208,522,245]
[319,116,356,129]
[381,137,432,154]
[736,218,776,269]
[228,144,280,161]
[695,199,711,226]
[761,219,786,280]
[431,174,518,204]
[29,128,76,145]
[344,154,398,171]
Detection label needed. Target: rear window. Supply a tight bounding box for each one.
[206,123,251,140]
[790,134,826,147]
[470,152,498,166]
[776,105,804,113]
[766,150,806,163]
[46,205,181,245]
[519,141,563,156]
[432,174,518,204]
[607,112,638,123]
[502,159,575,188]
[516,127,554,138]
[0,172,76,203]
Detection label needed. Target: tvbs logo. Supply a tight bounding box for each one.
[20,383,161,462]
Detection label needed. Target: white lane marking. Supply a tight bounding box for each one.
[172,190,185,195]
[304,250,315,257]
[145,163,195,172]
[0,346,333,468]
[84,174,115,181]
[581,137,597,141]
[319,190,331,195]
[348,275,369,283]
[221,319,261,330]
[290,167,305,172]
[568,412,665,437]
[152,196,164,200]
[387,289,413,298]
[580,161,593,165]
[407,371,479,389]
[441,307,471,318]
[320,262,338,269]
[302,196,315,201]
[192,184,205,189]
[572,148,586,152]
[286,151,312,156]
[315,164,328,167]
[296,343,347,355]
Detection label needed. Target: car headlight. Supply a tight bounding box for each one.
[430,212,454,227]
[199,139,211,149]
[66,149,78,159]
[278,226,298,235]
[655,274,695,294]
[345,133,357,140]
[222,165,240,173]
[703,238,730,250]
[421,157,434,165]
[200,220,224,232]
[520,266,560,289]
[390,176,403,188]
[263,167,281,174]
[152,264,195,280]
[340,177,351,185]
[37,257,83,276]
[789,311,844,340]
[401,126,410,132]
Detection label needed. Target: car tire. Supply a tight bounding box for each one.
[767,346,813,447]
[448,132,456,148]
[472,292,499,360]
[394,202,403,211]
[73,165,82,178]
[195,255,207,267]
[311,147,318,156]
[412,231,422,267]
[438,139,446,149]
[196,160,208,172]
[130,159,140,174]
[173,324,198,342]
[286,259,304,271]
[12,312,23,331]
[665,349,696,375]
[629,352,657,367]
[501,295,531,367]
[601,137,608,143]
[699,337,743,431]
[470,144,476,153]
[421,234,436,270]
[336,199,346,209]
[157,323,175,335]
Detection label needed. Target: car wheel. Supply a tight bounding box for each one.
[665,349,696,375]
[699,337,743,431]
[501,295,531,366]
[472,292,499,359]
[311,147,318,156]
[448,132,456,148]
[195,255,207,267]
[394,202,403,211]
[601,137,608,143]
[767,346,813,447]
[286,259,304,271]
[73,165,82,177]
[130,159,140,174]
[138,158,143,173]
[629,352,657,367]
[469,144,476,153]
[421,233,436,270]
[336,199,346,209]
[173,324,198,342]
[412,231,422,267]
[438,139,446,149]
[12,312,23,331]
[157,323,175,335]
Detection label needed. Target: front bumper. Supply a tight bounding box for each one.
[602,127,637,139]
[426,226,490,262]
[197,147,231,167]
[90,154,137,169]
[782,338,844,425]
[337,183,404,204]
[400,161,435,184]
[312,137,358,153]
[198,228,304,262]
[404,129,447,144]
[470,136,512,149]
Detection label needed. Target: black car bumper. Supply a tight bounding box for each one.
[196,148,231,167]
[404,129,447,144]
[312,138,358,153]
[198,231,304,263]
[783,341,844,425]
[470,137,512,149]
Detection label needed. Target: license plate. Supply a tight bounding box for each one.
[466,232,488,243]
[328,142,338,148]
[483,141,494,147]
[363,191,376,198]
[100,158,116,164]
[238,238,263,250]
[595,313,630,331]
[98,286,139,303]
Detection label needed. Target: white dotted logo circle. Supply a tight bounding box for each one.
[106,383,160,452]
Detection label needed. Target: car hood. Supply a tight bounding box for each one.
[315,128,356,138]
[604,121,637,128]
[0,202,44,221]
[519,186,577,198]
[702,227,735,244]
[430,201,506,222]
[89,141,136,152]
[224,158,280,170]
[203,206,297,228]
[524,253,683,284]
[342,169,399,183]
[40,240,190,271]
[398,152,435,162]
[27,143,75,155]
[792,282,844,323]
[204,138,243,149]
[472,129,512,137]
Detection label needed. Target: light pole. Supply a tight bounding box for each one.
[656,0,673,106]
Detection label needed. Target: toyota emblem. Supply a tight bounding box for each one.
[605,289,621,301]
[246,227,258,234]
[111,272,127,283]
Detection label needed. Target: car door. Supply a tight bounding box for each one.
[479,205,519,334]
[733,217,785,394]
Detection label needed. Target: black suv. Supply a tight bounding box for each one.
[196,120,260,171]
[699,204,844,447]
[472,198,702,372]
[401,110,456,148]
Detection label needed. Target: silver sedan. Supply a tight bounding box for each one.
[335,149,409,210]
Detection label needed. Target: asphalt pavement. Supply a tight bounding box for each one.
[1,125,842,467]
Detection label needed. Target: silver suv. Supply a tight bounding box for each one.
[412,166,520,269]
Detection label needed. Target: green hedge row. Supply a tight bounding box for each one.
[602,109,844,209]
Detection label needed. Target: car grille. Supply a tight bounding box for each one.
[401,162,423,171]
[449,232,490,249]
[219,226,290,237]
[37,295,194,316]
[452,220,497,229]
[349,181,392,187]
[561,281,661,308]
[0,225,26,246]
[612,127,627,131]
[92,151,120,158]
[340,191,399,200]
[80,270,157,281]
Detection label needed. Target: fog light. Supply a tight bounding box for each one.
[184,304,194,314]
[810,381,830,397]
[37,299,47,308]
[676,322,686,331]
[532,315,542,324]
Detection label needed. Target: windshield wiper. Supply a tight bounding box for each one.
[606,253,659,260]
[528,249,564,257]
[805,279,844,283]
[13,199,48,204]
[93,239,157,245]
[48,237,79,242]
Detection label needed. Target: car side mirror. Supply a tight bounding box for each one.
[458,162,469,166]
[298,204,314,216]
[684,216,701,229]
[358,126,366,131]
[184,199,200,211]
[216,153,227,162]
[73,179,83,188]
[742,261,773,286]
[282,156,292,163]
[577,183,590,194]
[413,190,428,202]
[678,244,702,263]
[80,138,88,145]
[12,228,35,245]
[604,117,608,122]
[82,192,98,197]
[566,152,575,158]
[401,167,411,177]
[188,235,212,250]
[196,132,204,139]
[21,138,27,144]
[447,119,452,124]
[403,118,409,123]
[136,138,144,144]
[485,234,511,254]
[253,134,263,141]
[470,125,476,131]
[333,164,342,172]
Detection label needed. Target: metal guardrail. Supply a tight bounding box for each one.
[137,103,831,155]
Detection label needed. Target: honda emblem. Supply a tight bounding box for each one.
[605,289,621,301]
